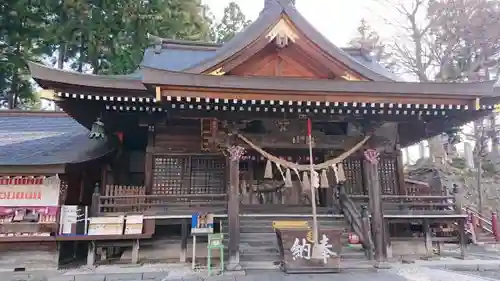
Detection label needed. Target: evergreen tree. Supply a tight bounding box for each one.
[1,0,215,109]
[43,0,212,75]
[0,0,50,108]
[213,2,251,44]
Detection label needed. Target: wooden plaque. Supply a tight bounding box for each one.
[276,228,342,274]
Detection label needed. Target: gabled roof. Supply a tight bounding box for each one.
[176,0,396,81]
[142,36,401,80]
[0,111,113,167]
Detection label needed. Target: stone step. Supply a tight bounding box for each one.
[240,232,277,241]
[234,221,347,234]
[240,260,281,270]
[238,218,346,225]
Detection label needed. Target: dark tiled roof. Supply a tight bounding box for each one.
[141,47,216,71]
[0,113,113,166]
[348,53,403,82]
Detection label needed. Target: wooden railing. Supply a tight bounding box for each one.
[338,185,373,257]
[92,185,227,215]
[348,194,460,214]
[464,207,499,241]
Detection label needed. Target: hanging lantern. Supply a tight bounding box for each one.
[88,117,106,139]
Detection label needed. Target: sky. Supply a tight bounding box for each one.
[202,0,388,47]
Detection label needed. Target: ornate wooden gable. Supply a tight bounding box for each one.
[226,16,365,80]
[204,15,365,80]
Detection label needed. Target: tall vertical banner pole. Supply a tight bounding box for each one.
[308,118,319,243]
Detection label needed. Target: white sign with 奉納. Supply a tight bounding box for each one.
[0,176,60,206]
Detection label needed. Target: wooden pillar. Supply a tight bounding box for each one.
[131,239,140,264]
[458,218,467,259]
[100,164,108,195]
[363,149,387,267]
[395,144,406,195]
[90,185,101,217]
[454,183,467,259]
[325,170,335,210]
[227,145,245,271]
[145,124,155,194]
[180,219,188,262]
[423,219,433,257]
[87,241,96,266]
[361,206,374,260]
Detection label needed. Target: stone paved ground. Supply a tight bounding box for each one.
[7,264,500,281]
[217,270,409,281]
[461,271,500,281]
[12,243,500,281]
[388,265,500,281]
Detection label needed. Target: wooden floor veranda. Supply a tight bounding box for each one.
[93,184,466,220]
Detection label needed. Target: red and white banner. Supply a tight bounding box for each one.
[0,176,60,207]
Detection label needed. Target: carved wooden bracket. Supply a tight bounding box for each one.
[228,145,246,161]
[364,149,380,165]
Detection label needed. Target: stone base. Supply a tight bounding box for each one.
[226,254,242,271]
[420,256,441,261]
[223,269,247,276]
[374,261,391,269]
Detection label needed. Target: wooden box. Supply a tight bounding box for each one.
[88,216,124,235]
[124,215,143,235]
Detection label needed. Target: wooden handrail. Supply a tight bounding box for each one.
[338,186,372,252]
[464,207,494,234]
[100,194,227,199]
[349,195,455,200]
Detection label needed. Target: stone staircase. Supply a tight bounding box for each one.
[220,215,368,270]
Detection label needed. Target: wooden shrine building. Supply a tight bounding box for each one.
[0,111,113,270]
[27,0,500,271]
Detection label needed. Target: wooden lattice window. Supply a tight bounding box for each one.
[190,156,226,194]
[379,155,398,195]
[152,154,226,195]
[153,156,186,195]
[342,157,365,195]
